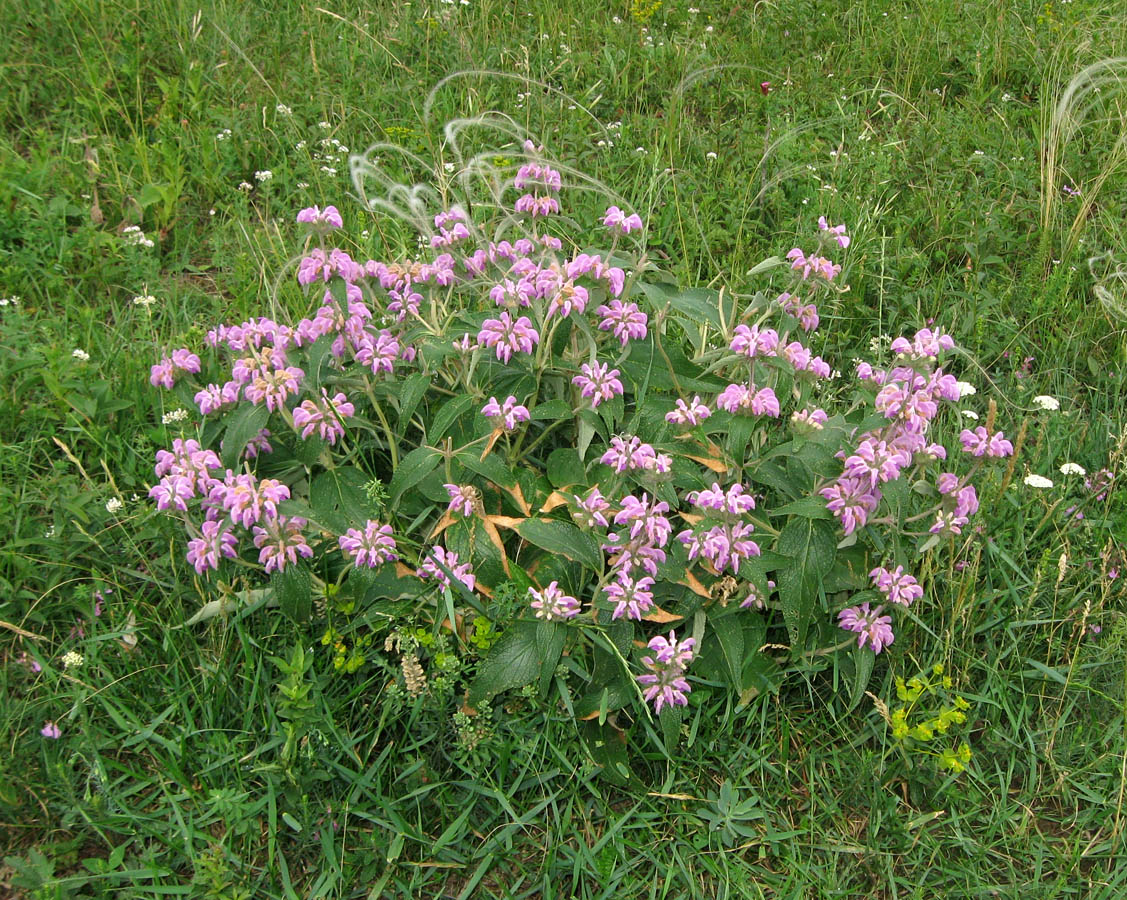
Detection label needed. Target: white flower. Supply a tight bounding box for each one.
[216,128,232,141]
[1059,462,1086,476]
[955,381,976,397]
[1024,474,1054,489]
[0,296,19,307]
[295,140,307,150]
[443,162,456,173]
[72,348,90,361]
[162,408,189,425]
[296,182,309,189]
[961,410,979,420]
[254,170,273,182]
[318,120,331,129]
[121,225,154,248]
[105,497,124,513]
[237,181,254,192]
[1032,395,1060,411]
[706,151,718,160]
[132,294,156,308]
[62,651,84,669]
[275,103,292,116]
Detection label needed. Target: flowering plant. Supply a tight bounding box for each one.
[146,140,1012,740]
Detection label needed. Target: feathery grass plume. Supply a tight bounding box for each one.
[1040,55,1127,257]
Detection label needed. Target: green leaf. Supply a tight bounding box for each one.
[468,620,544,705]
[221,402,271,469]
[311,467,376,532]
[547,448,587,489]
[428,394,476,443]
[531,398,572,420]
[770,497,832,519]
[388,447,441,506]
[396,372,430,435]
[659,704,683,755]
[515,518,601,569]
[776,517,836,652]
[537,621,565,697]
[710,610,746,689]
[845,645,875,711]
[273,564,312,623]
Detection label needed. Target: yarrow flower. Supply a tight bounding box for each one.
[838,603,894,653]
[1059,462,1086,476]
[1032,395,1060,411]
[482,395,530,432]
[529,581,581,620]
[417,546,475,592]
[637,631,696,713]
[1023,473,1054,489]
[338,521,398,567]
[573,361,624,408]
[61,650,84,669]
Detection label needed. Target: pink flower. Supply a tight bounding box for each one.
[478,312,539,363]
[729,325,779,358]
[186,520,239,574]
[252,516,312,573]
[740,579,776,609]
[417,546,475,592]
[821,476,881,535]
[596,299,648,345]
[482,395,530,432]
[960,426,1013,458]
[602,205,644,234]
[605,573,655,621]
[572,487,610,529]
[339,521,398,568]
[870,565,923,607]
[444,484,477,517]
[292,390,355,444]
[514,193,560,217]
[296,205,344,229]
[40,721,62,739]
[838,603,895,653]
[637,630,696,713]
[573,361,624,408]
[600,435,671,474]
[220,474,290,529]
[817,216,850,249]
[666,396,711,426]
[529,581,581,621]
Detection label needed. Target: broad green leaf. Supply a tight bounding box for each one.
[515,518,601,569]
[710,610,746,689]
[659,704,683,755]
[468,620,543,705]
[221,402,270,469]
[845,645,875,711]
[428,393,476,443]
[396,372,430,435]
[311,466,377,532]
[547,448,587,489]
[776,517,836,652]
[531,398,572,420]
[388,447,441,506]
[273,564,312,623]
[770,497,832,519]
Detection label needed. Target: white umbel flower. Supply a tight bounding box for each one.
[1023,474,1054,489]
[955,381,976,397]
[1033,395,1060,411]
[1059,462,1086,476]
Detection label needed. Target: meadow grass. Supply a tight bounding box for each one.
[1,0,1125,896]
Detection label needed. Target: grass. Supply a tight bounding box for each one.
[1,0,1126,896]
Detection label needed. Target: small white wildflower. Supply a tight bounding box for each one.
[1059,462,1086,476]
[130,493,140,502]
[209,208,216,216]
[45,525,56,538]
[72,348,90,362]
[122,225,154,248]
[132,294,157,308]
[105,497,124,514]
[216,128,232,141]
[254,169,273,182]
[955,381,976,397]
[706,151,718,160]
[1001,93,1013,102]
[688,6,699,11]
[275,103,292,116]
[961,410,980,420]
[612,15,622,23]
[1032,395,1060,411]
[705,25,713,32]
[0,296,19,306]
[635,146,646,153]
[318,120,331,129]
[62,650,84,669]
[296,182,309,189]
[1024,474,1054,489]
[295,140,307,150]
[361,229,370,239]
[237,181,254,192]
[444,162,456,173]
[162,408,189,425]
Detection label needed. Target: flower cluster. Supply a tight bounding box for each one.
[637,631,696,713]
